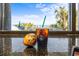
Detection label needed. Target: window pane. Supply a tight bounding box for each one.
[11,3,70,31]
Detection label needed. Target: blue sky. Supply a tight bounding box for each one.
[11,3,43,15]
[11,3,68,29]
[11,3,61,15]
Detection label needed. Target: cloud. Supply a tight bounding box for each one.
[12,14,57,26]
[40,7,51,13]
[36,3,68,16]
[36,3,46,9]
[12,14,43,25]
[36,4,56,17]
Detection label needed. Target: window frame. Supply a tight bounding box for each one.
[0,3,77,34]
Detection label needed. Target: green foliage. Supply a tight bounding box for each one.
[55,6,68,30]
[23,23,34,28]
[15,22,34,30]
[50,24,57,28]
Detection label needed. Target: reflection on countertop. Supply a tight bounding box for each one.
[0,35,74,56]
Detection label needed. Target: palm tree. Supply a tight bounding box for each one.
[55,6,68,30]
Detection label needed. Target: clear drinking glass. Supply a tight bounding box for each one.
[36,28,49,48]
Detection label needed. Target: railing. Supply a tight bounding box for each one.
[0,31,79,37]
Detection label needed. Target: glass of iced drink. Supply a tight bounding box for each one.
[36,28,48,49]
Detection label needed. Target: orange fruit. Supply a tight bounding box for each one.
[24,33,37,46]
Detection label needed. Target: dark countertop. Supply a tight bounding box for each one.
[0,34,76,56]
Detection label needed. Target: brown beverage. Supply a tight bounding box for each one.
[36,28,48,49]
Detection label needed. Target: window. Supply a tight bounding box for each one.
[11,3,70,31]
[0,3,77,56]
